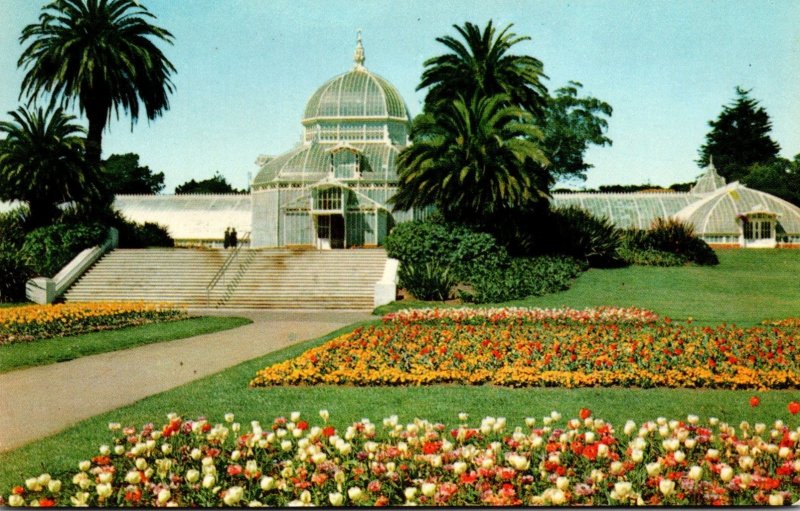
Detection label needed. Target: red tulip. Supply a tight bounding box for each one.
[579,408,592,420]
[749,396,760,407]
[788,401,800,415]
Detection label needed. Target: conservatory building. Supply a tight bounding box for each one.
[101,37,800,250]
[248,34,426,249]
[551,164,800,248]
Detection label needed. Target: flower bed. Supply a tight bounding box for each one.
[251,307,800,389]
[3,410,799,507]
[0,303,187,345]
[383,306,661,325]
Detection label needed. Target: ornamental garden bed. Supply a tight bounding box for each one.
[3,409,799,507]
[250,307,800,389]
[0,302,187,345]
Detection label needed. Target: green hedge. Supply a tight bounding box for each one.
[20,222,107,277]
[621,218,718,266]
[461,255,586,303]
[385,220,508,282]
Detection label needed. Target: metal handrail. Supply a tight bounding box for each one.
[206,231,250,306]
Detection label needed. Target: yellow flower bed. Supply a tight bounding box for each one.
[251,307,800,390]
[0,302,187,345]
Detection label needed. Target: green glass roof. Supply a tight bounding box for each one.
[303,68,410,122]
[552,192,695,230]
[675,183,800,235]
[252,141,402,186]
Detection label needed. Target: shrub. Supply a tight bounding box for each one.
[385,220,508,282]
[399,261,456,301]
[462,256,586,303]
[623,218,719,266]
[0,208,28,250]
[126,221,174,248]
[617,246,687,267]
[0,247,32,302]
[20,222,107,277]
[546,207,624,268]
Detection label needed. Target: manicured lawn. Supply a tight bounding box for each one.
[0,321,797,492]
[0,316,251,373]
[1,249,798,494]
[376,249,800,326]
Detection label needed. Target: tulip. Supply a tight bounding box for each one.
[260,476,275,491]
[78,461,91,472]
[48,480,62,493]
[224,413,235,423]
[223,486,243,506]
[248,501,263,507]
[631,449,644,463]
[99,445,111,456]
[508,454,529,471]
[319,409,330,422]
[329,492,344,506]
[453,461,467,474]
[186,469,200,483]
[646,462,661,476]
[674,450,686,463]
[114,445,125,455]
[549,488,566,505]
[135,458,148,471]
[613,482,632,499]
[290,412,301,422]
[202,474,216,489]
[96,483,113,499]
[125,470,141,484]
[768,493,784,506]
[525,417,536,428]
[556,476,569,491]
[739,456,754,470]
[281,440,293,452]
[658,479,675,497]
[688,465,703,481]
[25,478,42,492]
[720,465,734,482]
[585,432,595,443]
[348,486,364,501]
[421,482,436,497]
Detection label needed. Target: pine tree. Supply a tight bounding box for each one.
[698,87,780,181]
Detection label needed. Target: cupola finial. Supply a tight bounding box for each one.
[353,29,365,69]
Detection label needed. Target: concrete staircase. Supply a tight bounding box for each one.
[64,248,387,310]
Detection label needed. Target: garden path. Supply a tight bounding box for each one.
[0,310,371,452]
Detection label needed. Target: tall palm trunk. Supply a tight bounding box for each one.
[84,103,107,168]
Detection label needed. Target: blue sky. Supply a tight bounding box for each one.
[1,0,798,192]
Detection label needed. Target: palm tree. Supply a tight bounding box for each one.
[391,93,550,224]
[18,0,175,167]
[0,106,100,227]
[418,21,548,118]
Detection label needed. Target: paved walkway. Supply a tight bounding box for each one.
[0,310,371,452]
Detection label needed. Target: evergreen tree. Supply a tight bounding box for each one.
[698,87,780,181]
[103,153,165,194]
[174,172,243,194]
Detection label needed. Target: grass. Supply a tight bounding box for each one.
[0,320,796,492]
[0,316,252,373]
[375,249,800,326]
[1,249,799,491]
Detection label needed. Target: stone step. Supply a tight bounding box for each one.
[65,247,388,309]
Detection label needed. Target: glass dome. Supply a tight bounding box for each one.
[300,33,411,146]
[303,69,410,122]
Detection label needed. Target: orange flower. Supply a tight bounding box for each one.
[579,408,592,420]
[749,396,760,407]
[788,401,800,415]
